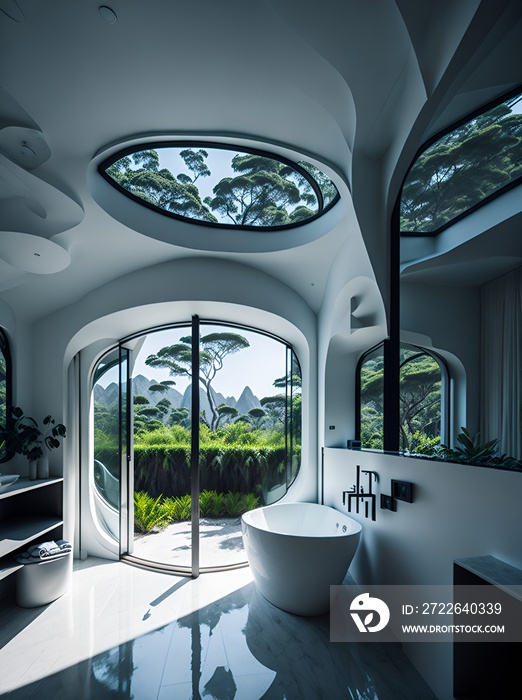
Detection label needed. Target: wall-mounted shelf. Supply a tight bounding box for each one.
[0,477,62,500]
[0,477,64,584]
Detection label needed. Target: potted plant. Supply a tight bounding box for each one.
[1,406,66,479]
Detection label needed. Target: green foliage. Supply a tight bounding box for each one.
[408,427,522,469]
[168,407,190,428]
[399,348,441,451]
[134,489,260,533]
[260,394,286,427]
[407,431,441,454]
[136,426,185,445]
[205,153,317,226]
[106,149,218,223]
[223,491,245,517]
[134,491,172,533]
[215,403,239,428]
[163,494,192,521]
[360,405,384,450]
[199,489,221,517]
[106,147,337,228]
[359,344,442,452]
[132,442,294,499]
[145,331,250,430]
[401,95,522,232]
[434,427,518,467]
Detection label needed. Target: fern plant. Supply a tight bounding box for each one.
[134,491,171,533]
[224,491,245,517]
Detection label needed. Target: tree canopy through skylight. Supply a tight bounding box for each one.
[400,91,522,234]
[102,145,339,229]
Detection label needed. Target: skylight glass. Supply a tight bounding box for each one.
[400,90,522,234]
[101,144,339,229]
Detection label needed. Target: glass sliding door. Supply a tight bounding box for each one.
[119,346,133,556]
[131,323,195,572]
[92,346,133,555]
[91,318,302,575]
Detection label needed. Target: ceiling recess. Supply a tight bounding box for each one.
[99,6,117,24]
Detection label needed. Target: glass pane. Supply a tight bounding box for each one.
[131,326,194,570]
[92,349,121,541]
[119,348,131,555]
[103,145,338,228]
[286,348,302,488]
[299,160,338,208]
[400,91,522,233]
[198,324,289,567]
[359,346,384,450]
[399,345,442,453]
[95,322,301,571]
[0,329,9,462]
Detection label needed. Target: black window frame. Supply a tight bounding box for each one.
[356,341,450,453]
[99,141,340,232]
[399,83,522,237]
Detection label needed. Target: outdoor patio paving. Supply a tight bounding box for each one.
[132,517,247,569]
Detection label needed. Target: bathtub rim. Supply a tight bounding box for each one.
[241,501,362,539]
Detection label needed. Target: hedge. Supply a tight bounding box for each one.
[94,443,300,499]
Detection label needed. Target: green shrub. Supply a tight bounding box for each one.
[134,489,260,532]
[199,489,229,517]
[224,491,244,517]
[163,494,192,521]
[134,491,171,533]
[132,443,297,499]
[240,492,260,512]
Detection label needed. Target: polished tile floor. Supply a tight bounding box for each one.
[0,558,437,699]
[133,517,246,569]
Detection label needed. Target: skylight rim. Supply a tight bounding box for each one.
[399,83,522,237]
[99,140,340,232]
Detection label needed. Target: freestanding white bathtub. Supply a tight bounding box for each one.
[241,502,362,616]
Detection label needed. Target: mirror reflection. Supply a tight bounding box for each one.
[398,89,522,470]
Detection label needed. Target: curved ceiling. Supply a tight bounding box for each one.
[0,0,520,321]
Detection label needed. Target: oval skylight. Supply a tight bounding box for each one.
[100,143,339,230]
[400,89,522,234]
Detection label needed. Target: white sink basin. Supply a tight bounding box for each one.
[0,474,20,491]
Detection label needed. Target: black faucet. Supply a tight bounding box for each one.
[342,465,378,520]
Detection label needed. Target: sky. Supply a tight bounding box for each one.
[130,146,319,224]
[130,325,288,401]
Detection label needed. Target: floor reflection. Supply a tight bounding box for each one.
[133,518,247,570]
[0,580,437,700]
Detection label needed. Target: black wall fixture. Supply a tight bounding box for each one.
[391,480,414,503]
[380,494,396,511]
[380,479,414,511]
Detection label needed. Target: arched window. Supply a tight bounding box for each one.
[357,342,448,454]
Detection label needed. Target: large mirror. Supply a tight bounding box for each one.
[397,88,522,470]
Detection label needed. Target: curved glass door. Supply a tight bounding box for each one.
[92,318,301,574]
[92,345,132,556]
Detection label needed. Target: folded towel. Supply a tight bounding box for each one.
[15,550,69,565]
[28,541,61,558]
[55,539,72,551]
[16,552,33,562]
